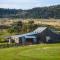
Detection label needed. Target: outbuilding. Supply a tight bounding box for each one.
[8,27,60,45]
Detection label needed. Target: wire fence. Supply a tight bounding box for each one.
[0,43,21,48]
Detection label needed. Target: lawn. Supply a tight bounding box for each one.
[0,44,60,60]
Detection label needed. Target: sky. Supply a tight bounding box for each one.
[0,0,60,9]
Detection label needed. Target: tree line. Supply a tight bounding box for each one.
[0,5,60,19]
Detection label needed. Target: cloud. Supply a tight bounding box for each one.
[0,0,60,9]
[0,0,40,9]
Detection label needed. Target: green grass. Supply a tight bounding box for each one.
[0,44,60,60]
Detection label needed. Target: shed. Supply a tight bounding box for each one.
[8,27,60,45]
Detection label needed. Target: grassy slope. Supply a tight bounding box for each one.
[0,44,60,60]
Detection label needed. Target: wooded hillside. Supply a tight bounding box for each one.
[0,5,60,19]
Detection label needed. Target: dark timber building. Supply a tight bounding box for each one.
[9,27,60,45]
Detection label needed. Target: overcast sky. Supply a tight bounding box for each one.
[0,0,60,9]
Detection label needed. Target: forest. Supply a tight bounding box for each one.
[0,5,60,19]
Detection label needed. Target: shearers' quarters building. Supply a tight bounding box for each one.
[8,27,60,45]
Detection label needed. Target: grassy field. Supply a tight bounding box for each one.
[0,44,60,60]
[0,19,60,26]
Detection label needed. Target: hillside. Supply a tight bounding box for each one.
[0,5,60,19]
[0,44,60,60]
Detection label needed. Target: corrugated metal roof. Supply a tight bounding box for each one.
[33,27,47,33]
[25,36,36,38]
[11,32,36,38]
[11,27,47,38]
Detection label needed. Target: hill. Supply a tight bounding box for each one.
[0,5,60,19]
[0,44,60,60]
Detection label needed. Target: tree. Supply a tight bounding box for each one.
[28,21,34,32]
[8,21,23,34]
